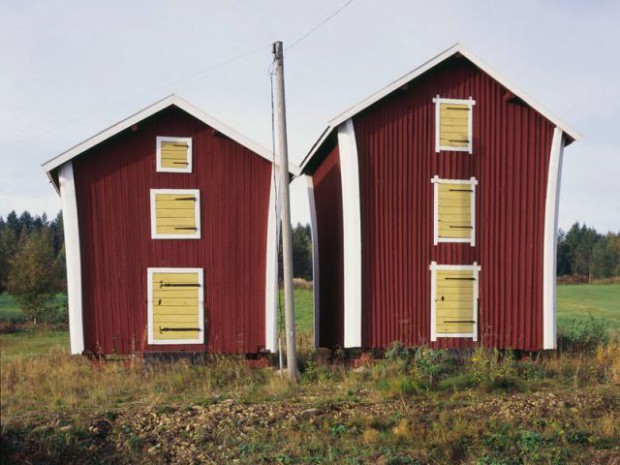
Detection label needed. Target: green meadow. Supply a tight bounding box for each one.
[556,283,620,328]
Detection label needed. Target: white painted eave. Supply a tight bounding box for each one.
[300,43,580,174]
[299,124,336,175]
[42,94,299,185]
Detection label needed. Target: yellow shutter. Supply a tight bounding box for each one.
[439,103,470,149]
[438,183,472,239]
[160,141,190,169]
[154,192,198,236]
[436,270,475,334]
[152,272,201,341]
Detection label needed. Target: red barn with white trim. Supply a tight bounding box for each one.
[43,95,289,356]
[302,44,579,351]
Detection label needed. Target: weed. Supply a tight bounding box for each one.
[330,423,348,436]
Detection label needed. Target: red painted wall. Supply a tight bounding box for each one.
[313,143,345,347]
[72,106,272,355]
[315,56,555,350]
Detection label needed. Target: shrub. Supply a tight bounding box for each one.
[557,316,609,352]
[414,348,459,385]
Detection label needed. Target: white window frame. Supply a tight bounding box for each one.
[431,176,477,246]
[150,188,201,240]
[429,261,480,342]
[156,136,193,173]
[147,267,204,345]
[433,96,475,153]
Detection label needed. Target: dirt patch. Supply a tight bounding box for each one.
[2,390,618,464]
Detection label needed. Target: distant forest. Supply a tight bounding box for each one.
[557,223,620,282]
[0,211,618,297]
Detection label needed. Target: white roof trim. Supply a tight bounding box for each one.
[301,43,580,172]
[42,94,300,178]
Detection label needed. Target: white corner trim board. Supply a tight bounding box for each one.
[543,127,565,350]
[264,171,278,353]
[59,162,84,355]
[338,119,363,348]
[306,175,320,348]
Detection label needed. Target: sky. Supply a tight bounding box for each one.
[1,0,619,233]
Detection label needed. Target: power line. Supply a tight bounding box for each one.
[286,0,356,51]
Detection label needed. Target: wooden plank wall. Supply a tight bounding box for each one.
[350,56,554,350]
[74,107,272,355]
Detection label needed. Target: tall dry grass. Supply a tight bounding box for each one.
[0,350,287,420]
[2,332,618,424]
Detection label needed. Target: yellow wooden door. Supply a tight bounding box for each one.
[435,269,475,335]
[151,271,202,342]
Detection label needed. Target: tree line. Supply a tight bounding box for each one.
[557,222,620,282]
[0,211,66,323]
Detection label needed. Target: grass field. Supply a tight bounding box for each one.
[0,330,69,359]
[557,283,620,327]
[0,293,22,321]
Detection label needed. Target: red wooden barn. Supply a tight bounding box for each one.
[43,95,290,356]
[301,44,580,351]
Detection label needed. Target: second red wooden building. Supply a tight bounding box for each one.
[301,44,579,351]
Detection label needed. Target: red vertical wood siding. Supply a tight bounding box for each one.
[313,143,345,347]
[73,106,272,355]
[350,56,554,350]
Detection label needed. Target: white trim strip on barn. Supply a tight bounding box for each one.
[543,127,564,350]
[59,161,85,355]
[329,44,580,142]
[42,94,300,190]
[264,170,279,353]
[338,119,363,349]
[300,43,579,174]
[306,175,321,348]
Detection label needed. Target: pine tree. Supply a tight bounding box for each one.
[0,224,18,292]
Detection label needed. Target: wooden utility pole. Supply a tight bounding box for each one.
[273,40,299,382]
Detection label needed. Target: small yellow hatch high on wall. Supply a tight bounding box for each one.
[433,96,475,153]
[147,268,204,345]
[156,136,192,173]
[430,262,480,341]
[431,176,477,245]
[150,189,201,239]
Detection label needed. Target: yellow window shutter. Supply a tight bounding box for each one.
[435,269,475,334]
[151,271,202,342]
[438,183,473,240]
[160,141,189,169]
[156,137,192,173]
[439,103,470,149]
[152,190,200,238]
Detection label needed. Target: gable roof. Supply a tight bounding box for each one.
[43,94,300,189]
[300,43,580,174]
